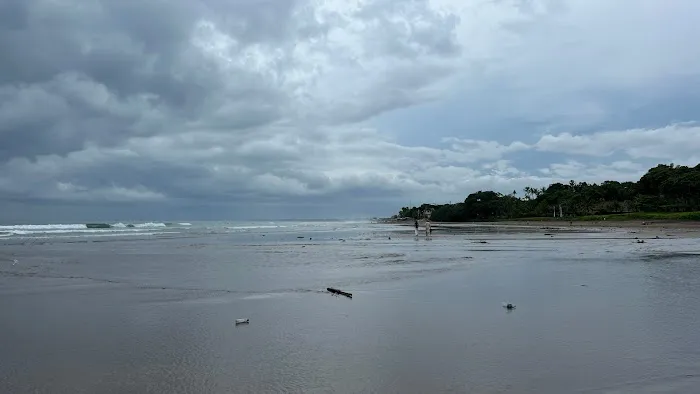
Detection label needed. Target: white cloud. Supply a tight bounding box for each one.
[52,182,166,202]
[444,138,530,162]
[535,123,700,160]
[540,160,647,183]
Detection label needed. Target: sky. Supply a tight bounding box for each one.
[2,0,700,222]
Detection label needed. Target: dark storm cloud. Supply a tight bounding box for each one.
[0,0,300,161]
[1,0,700,222]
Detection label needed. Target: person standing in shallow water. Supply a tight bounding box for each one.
[425,219,431,238]
[414,218,419,236]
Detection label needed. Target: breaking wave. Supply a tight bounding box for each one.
[110,222,167,228]
[0,222,181,236]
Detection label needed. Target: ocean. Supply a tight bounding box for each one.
[2,220,700,393]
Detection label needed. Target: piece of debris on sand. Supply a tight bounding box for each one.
[327,287,352,298]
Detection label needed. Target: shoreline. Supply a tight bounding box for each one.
[380,218,700,238]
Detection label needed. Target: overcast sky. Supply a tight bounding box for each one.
[2,0,700,222]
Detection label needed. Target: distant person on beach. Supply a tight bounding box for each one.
[425,219,431,237]
[414,218,419,236]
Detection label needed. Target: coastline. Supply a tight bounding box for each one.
[4,218,700,393]
[379,218,700,238]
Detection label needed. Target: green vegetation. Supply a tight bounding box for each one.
[394,163,700,222]
[513,212,700,222]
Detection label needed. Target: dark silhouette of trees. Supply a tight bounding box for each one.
[396,163,700,221]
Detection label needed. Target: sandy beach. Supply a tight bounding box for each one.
[389,219,700,239]
[3,220,700,393]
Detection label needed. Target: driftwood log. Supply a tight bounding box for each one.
[327,287,352,298]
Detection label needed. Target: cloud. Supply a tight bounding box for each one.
[539,160,648,182]
[1,0,700,221]
[535,123,700,161]
[444,138,530,162]
[53,182,166,203]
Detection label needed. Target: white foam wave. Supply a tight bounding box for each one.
[0,224,88,231]
[178,223,192,226]
[112,222,169,228]
[7,229,149,235]
[134,222,167,228]
[225,225,287,230]
[0,222,170,236]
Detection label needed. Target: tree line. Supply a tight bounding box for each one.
[395,163,700,222]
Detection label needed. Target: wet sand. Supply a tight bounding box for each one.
[2,222,700,393]
[396,219,700,239]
